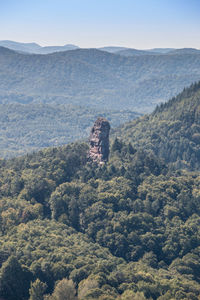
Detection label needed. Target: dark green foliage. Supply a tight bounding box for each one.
[0,256,33,300]
[111,138,123,152]
[0,137,200,299]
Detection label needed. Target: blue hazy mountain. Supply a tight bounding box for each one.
[0,40,79,54]
[115,48,159,56]
[167,48,200,55]
[146,48,175,53]
[98,46,131,53]
[0,40,41,53]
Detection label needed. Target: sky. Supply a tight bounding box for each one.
[0,0,200,49]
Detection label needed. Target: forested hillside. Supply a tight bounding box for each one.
[1,133,200,298]
[114,81,200,170]
[1,81,200,299]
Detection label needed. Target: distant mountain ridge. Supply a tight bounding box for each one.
[0,40,41,52]
[0,40,79,54]
[1,46,200,112]
[1,40,199,56]
[146,48,175,53]
[115,48,159,56]
[167,48,200,55]
[98,46,160,55]
[115,47,200,57]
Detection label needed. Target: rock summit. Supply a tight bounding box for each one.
[89,117,110,164]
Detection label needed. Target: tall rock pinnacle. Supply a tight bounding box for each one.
[89,117,110,164]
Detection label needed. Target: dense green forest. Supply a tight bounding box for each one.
[114,81,200,171]
[1,82,200,299]
[0,103,140,158]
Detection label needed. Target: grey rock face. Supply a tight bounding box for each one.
[89,117,110,164]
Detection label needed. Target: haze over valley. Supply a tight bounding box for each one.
[0,42,200,156]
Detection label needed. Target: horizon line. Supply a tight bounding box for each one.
[1,40,200,51]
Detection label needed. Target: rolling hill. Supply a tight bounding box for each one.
[1,46,200,112]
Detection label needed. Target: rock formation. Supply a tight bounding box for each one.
[89,117,110,164]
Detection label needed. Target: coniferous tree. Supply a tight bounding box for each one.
[29,279,47,300]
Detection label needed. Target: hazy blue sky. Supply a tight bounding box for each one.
[1,0,200,49]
